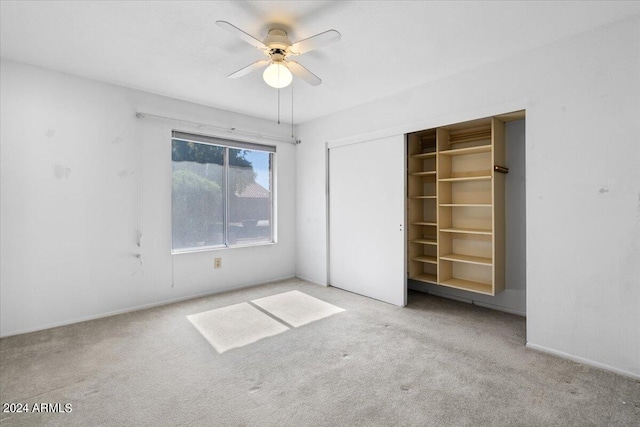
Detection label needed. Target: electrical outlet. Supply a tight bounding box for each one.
[214,257,222,269]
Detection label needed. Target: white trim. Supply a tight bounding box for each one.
[171,241,277,255]
[136,111,297,145]
[271,151,278,244]
[326,101,527,149]
[172,130,277,152]
[295,275,328,287]
[325,141,331,286]
[327,131,399,150]
[0,275,296,338]
[526,342,640,380]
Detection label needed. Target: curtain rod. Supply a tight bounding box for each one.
[135,112,300,145]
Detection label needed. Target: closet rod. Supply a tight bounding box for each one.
[135,112,298,145]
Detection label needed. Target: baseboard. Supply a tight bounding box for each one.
[294,275,328,287]
[526,342,640,380]
[0,275,296,338]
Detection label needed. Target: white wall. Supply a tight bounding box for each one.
[296,17,640,377]
[0,60,297,337]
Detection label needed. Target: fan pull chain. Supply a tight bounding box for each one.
[291,80,294,138]
[277,65,281,124]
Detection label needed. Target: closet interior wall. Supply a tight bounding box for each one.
[407,111,524,301]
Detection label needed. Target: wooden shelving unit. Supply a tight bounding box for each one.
[406,113,518,296]
[437,117,504,295]
[439,145,492,157]
[439,203,491,207]
[413,273,438,284]
[440,227,492,235]
[407,129,438,286]
[438,175,492,182]
[411,238,438,245]
[412,152,437,159]
[439,253,492,266]
[412,255,437,264]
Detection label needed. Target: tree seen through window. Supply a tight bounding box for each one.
[171,137,273,251]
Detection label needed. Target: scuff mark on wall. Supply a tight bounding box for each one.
[46,129,55,138]
[132,253,144,276]
[117,170,134,178]
[598,187,609,194]
[112,136,122,144]
[53,164,71,179]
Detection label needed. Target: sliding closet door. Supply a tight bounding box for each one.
[328,135,406,306]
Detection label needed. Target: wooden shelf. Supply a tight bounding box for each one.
[407,115,509,297]
[411,238,437,245]
[449,128,492,145]
[439,278,493,295]
[411,273,438,284]
[439,145,491,156]
[440,227,492,235]
[440,253,492,266]
[439,203,490,207]
[439,175,491,182]
[412,255,437,264]
[411,152,436,159]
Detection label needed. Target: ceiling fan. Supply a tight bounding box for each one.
[216,20,341,88]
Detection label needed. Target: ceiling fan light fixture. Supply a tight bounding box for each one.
[263,62,292,88]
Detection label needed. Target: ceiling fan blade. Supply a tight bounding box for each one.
[216,20,267,50]
[228,59,270,79]
[290,30,341,55]
[287,61,322,86]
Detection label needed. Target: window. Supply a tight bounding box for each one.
[171,131,275,252]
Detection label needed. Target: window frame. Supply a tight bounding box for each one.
[170,130,276,254]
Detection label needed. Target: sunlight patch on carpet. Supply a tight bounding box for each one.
[187,302,289,354]
[251,290,345,328]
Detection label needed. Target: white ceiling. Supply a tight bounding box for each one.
[2,1,639,124]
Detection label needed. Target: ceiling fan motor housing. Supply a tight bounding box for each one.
[264,28,291,51]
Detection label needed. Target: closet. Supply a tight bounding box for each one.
[407,111,524,296]
[327,111,524,308]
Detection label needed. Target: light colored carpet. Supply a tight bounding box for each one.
[251,290,345,327]
[187,290,344,353]
[187,302,288,353]
[1,278,638,426]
